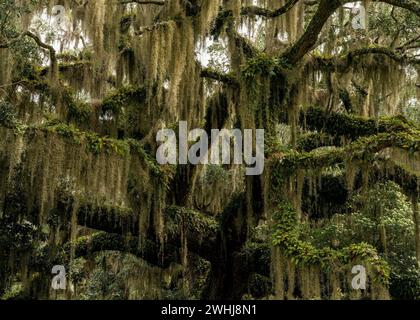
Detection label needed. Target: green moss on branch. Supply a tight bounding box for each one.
[165,206,218,241]
[303,106,419,140]
[102,85,146,115]
[271,132,420,175]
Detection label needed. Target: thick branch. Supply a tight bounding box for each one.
[22,31,57,79]
[72,202,219,262]
[241,0,300,18]
[229,28,260,59]
[134,20,174,36]
[310,47,420,73]
[210,10,260,59]
[69,232,180,268]
[270,132,420,174]
[302,106,419,139]
[282,0,341,64]
[283,0,420,65]
[200,68,239,86]
[0,32,56,73]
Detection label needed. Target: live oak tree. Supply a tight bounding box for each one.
[0,0,419,300]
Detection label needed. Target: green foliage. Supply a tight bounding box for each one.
[102,85,146,115]
[72,232,131,258]
[0,101,17,127]
[350,182,418,299]
[69,101,92,123]
[165,206,218,238]
[300,182,419,299]
[296,132,332,152]
[0,0,418,302]
[74,250,189,300]
[63,88,93,124]
[389,254,420,300]
[304,106,419,140]
[264,124,292,156]
[0,0,43,74]
[118,35,133,52]
[80,253,127,300]
[189,257,211,299]
[41,122,129,155]
[242,53,282,79]
[1,117,170,184]
[0,283,24,300]
[368,6,419,42]
[202,165,230,184]
[241,241,271,276]
[128,139,175,190]
[0,219,37,254]
[271,201,390,283]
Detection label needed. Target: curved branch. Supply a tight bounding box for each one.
[241,0,300,18]
[69,232,181,268]
[282,0,341,64]
[282,0,420,65]
[72,201,219,262]
[1,32,56,69]
[22,31,57,79]
[309,47,420,73]
[270,132,420,174]
[23,31,56,60]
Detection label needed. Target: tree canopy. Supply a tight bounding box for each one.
[0,0,419,300]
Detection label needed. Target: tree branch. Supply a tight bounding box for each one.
[310,47,420,73]
[301,106,419,140]
[282,0,420,65]
[270,132,419,174]
[71,201,219,262]
[69,232,181,268]
[282,0,341,64]
[241,0,300,18]
[200,68,239,87]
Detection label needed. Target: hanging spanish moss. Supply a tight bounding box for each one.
[0,0,419,301]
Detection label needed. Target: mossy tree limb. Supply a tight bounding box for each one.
[271,132,420,175]
[67,232,181,268]
[308,47,420,74]
[301,106,419,140]
[66,201,219,262]
[241,0,300,18]
[200,68,239,87]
